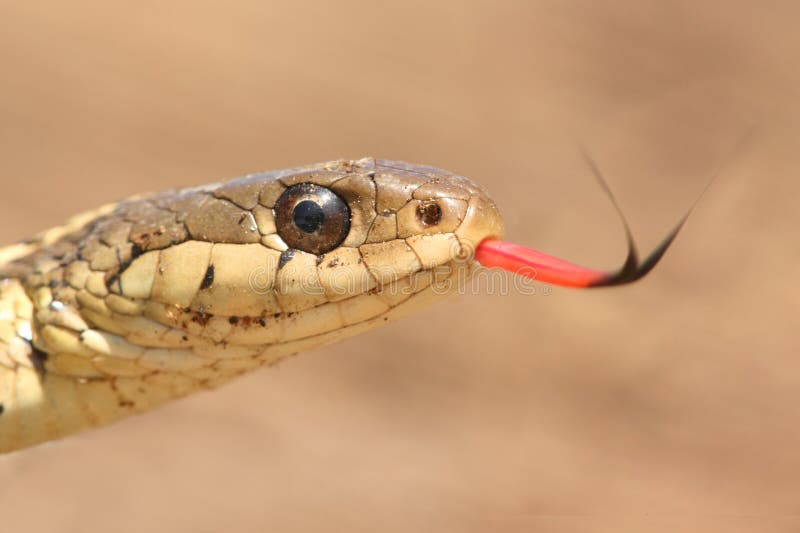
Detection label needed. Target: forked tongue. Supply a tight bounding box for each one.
[474,220,686,288]
[475,151,702,289]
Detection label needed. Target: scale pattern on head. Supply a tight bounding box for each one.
[0,157,503,452]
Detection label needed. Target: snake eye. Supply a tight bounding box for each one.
[274,183,351,255]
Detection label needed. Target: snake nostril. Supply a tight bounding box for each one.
[416,202,442,226]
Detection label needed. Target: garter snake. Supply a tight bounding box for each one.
[0,157,678,454]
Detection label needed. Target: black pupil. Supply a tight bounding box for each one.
[293,200,325,233]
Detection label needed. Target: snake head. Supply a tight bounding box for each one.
[20,155,684,383]
[20,158,507,372]
[16,156,683,380]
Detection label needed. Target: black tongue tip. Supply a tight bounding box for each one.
[588,216,688,288]
[578,146,695,289]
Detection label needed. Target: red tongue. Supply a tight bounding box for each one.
[475,240,608,287]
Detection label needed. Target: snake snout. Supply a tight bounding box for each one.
[451,189,506,262]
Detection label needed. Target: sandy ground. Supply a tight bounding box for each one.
[0,2,798,532]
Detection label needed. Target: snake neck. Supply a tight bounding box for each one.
[0,208,107,370]
[0,245,39,379]
[0,275,38,436]
[0,237,39,365]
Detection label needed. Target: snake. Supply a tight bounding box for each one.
[0,157,682,454]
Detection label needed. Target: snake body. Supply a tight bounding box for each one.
[0,158,503,453]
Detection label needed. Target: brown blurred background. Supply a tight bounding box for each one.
[0,2,798,532]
